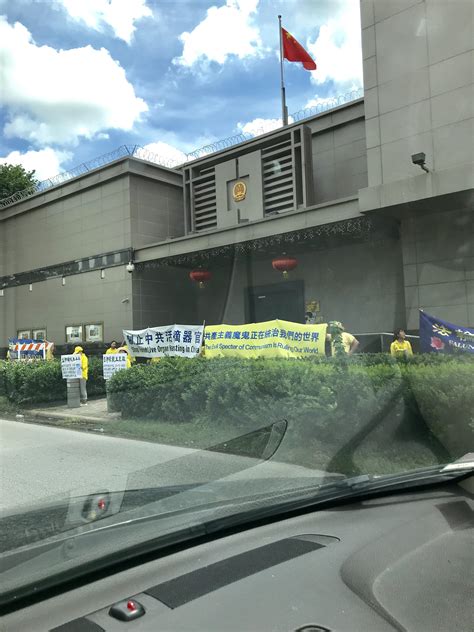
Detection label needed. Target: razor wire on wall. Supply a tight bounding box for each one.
[0,89,363,209]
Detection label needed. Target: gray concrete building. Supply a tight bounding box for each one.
[359,0,474,329]
[1,0,472,353]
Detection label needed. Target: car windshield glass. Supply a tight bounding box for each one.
[0,0,473,604]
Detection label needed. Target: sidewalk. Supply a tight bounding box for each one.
[24,397,119,425]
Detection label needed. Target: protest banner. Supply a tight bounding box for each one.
[123,324,204,358]
[204,319,328,359]
[103,354,129,380]
[420,310,474,354]
[61,354,83,379]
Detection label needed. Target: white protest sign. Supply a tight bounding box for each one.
[103,354,128,380]
[61,354,82,379]
[123,324,204,358]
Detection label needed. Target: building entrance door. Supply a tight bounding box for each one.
[246,281,304,323]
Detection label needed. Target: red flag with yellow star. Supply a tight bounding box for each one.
[282,27,316,71]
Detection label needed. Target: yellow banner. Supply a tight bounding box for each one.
[204,319,327,359]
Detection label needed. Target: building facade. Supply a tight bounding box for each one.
[1,0,472,354]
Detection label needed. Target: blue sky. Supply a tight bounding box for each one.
[0,0,362,181]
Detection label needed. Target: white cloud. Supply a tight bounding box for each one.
[141,141,188,166]
[237,116,294,137]
[306,0,362,90]
[0,17,148,145]
[304,96,340,109]
[175,0,262,67]
[58,0,152,44]
[0,147,72,181]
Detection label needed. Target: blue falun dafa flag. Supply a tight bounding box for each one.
[419,310,474,354]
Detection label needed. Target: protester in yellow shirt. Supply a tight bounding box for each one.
[327,321,359,356]
[117,347,132,369]
[105,340,118,354]
[73,346,88,404]
[121,342,136,363]
[390,329,413,358]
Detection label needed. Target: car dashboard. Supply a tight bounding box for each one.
[2,483,473,632]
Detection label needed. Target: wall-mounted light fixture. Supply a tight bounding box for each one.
[0,289,4,297]
[29,284,33,292]
[62,277,66,286]
[100,269,105,279]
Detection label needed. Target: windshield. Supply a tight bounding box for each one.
[0,0,473,605]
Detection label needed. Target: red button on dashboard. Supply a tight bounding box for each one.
[109,599,145,621]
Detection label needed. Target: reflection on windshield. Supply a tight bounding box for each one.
[0,0,473,610]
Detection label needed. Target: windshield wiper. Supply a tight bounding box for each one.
[202,459,474,536]
[317,456,474,496]
[441,453,474,472]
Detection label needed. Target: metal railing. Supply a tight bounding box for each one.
[0,89,364,210]
[356,332,420,354]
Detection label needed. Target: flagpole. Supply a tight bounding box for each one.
[278,15,288,126]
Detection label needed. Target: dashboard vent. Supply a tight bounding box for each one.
[146,536,329,609]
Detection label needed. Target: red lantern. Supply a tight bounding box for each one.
[271,256,298,278]
[189,269,212,288]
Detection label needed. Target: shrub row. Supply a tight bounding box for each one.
[2,354,472,460]
[0,358,105,404]
[106,355,474,457]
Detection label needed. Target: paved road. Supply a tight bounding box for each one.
[0,418,190,512]
[0,419,323,515]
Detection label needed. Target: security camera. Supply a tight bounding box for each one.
[126,262,135,273]
[411,152,429,173]
[411,152,426,165]
[121,297,130,304]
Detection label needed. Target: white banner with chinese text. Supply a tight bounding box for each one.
[61,354,82,379]
[123,325,204,358]
[103,354,129,380]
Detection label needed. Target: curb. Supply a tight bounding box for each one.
[27,409,119,424]
[2,413,108,435]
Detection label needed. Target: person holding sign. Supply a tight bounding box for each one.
[120,341,136,363]
[106,341,119,354]
[117,347,132,368]
[73,346,89,405]
[390,329,413,358]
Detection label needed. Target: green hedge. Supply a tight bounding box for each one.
[0,358,105,405]
[106,355,474,460]
[107,357,402,435]
[2,354,472,462]
[406,363,474,457]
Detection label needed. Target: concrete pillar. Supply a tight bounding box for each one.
[67,378,81,408]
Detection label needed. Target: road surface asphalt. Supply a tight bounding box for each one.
[0,418,323,515]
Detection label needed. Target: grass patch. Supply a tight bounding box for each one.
[102,417,233,449]
[96,405,448,477]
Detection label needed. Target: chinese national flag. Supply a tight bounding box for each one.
[282,27,316,71]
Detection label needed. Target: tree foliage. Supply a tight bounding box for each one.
[0,163,38,200]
